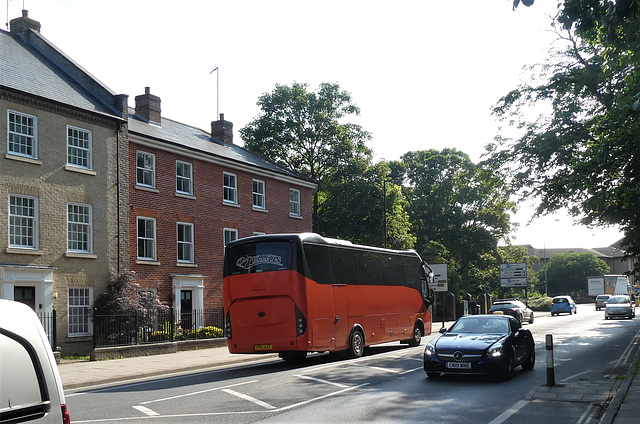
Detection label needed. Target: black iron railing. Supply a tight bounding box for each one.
[37,309,57,350]
[93,308,224,348]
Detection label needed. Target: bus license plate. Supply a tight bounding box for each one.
[254,344,273,351]
[447,362,471,369]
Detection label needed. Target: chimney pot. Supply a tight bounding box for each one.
[134,87,161,125]
[211,115,233,145]
[10,10,41,35]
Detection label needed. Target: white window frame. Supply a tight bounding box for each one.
[66,125,92,170]
[68,287,92,336]
[223,228,238,250]
[136,151,156,188]
[67,203,93,253]
[137,216,157,261]
[289,188,301,217]
[176,160,193,195]
[177,222,194,263]
[252,179,266,209]
[7,110,37,159]
[223,172,237,204]
[8,194,38,249]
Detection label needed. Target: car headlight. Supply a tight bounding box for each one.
[425,342,436,355]
[487,344,503,357]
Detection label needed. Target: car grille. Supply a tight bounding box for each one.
[437,350,483,361]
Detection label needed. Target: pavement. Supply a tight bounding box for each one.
[58,324,640,424]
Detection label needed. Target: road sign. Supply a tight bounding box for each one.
[429,264,448,292]
[500,263,527,279]
[500,278,527,287]
[500,263,527,287]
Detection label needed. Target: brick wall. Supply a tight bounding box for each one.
[128,141,313,309]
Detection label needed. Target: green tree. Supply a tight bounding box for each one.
[396,148,516,295]
[240,82,372,223]
[542,252,610,296]
[490,0,640,259]
[316,161,415,249]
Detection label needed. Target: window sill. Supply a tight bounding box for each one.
[136,259,161,266]
[135,185,159,193]
[222,201,240,208]
[175,192,196,200]
[5,153,42,165]
[5,248,43,255]
[252,207,268,213]
[65,252,97,259]
[65,335,93,343]
[176,262,197,268]
[289,214,303,220]
[64,165,96,176]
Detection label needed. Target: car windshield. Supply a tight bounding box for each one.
[449,317,509,334]
[553,298,568,303]
[607,296,629,304]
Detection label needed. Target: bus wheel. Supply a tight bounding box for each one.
[347,329,364,358]
[407,324,423,347]
[279,351,307,362]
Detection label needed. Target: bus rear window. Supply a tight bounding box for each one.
[226,241,293,275]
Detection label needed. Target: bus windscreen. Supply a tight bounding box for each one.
[226,241,293,275]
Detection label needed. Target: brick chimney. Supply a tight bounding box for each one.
[10,10,41,35]
[211,113,233,145]
[134,87,161,125]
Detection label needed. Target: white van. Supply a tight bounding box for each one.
[0,299,70,423]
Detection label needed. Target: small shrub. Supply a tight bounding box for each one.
[528,297,553,311]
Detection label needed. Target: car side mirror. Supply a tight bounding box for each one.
[439,327,447,334]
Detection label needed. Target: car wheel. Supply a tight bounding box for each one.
[529,314,534,324]
[499,349,516,381]
[407,324,423,347]
[426,372,440,379]
[521,343,535,371]
[347,329,365,358]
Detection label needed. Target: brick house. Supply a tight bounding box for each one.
[0,11,129,356]
[128,88,316,321]
[1,11,316,355]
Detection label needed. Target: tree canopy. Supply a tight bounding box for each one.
[393,149,516,295]
[542,251,611,295]
[490,0,640,263]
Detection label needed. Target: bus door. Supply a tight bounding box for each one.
[333,284,348,349]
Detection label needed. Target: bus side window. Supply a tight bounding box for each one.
[303,244,333,285]
[358,251,383,286]
[332,248,359,285]
[382,254,404,286]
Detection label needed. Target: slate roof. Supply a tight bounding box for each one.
[0,27,120,119]
[521,242,627,259]
[128,111,317,184]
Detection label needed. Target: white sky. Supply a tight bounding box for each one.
[7,0,624,249]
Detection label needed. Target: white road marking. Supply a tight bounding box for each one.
[560,370,591,382]
[221,388,276,410]
[356,364,401,373]
[139,379,258,405]
[399,367,422,375]
[577,403,596,424]
[487,400,529,424]
[294,374,349,388]
[132,405,159,416]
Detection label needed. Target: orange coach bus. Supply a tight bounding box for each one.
[223,233,434,361]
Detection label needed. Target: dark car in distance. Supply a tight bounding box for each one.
[488,299,534,324]
[423,314,535,381]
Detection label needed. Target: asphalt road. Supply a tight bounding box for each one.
[66,307,640,423]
